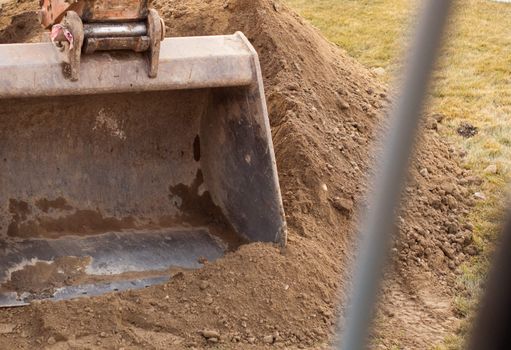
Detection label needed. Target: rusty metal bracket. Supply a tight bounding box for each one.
[50,10,164,80]
[61,11,84,82]
[146,9,163,78]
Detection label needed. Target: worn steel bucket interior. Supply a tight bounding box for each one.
[0,33,286,306]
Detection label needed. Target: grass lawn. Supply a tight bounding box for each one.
[285,0,511,348]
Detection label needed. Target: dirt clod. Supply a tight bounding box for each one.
[263,335,275,344]
[457,122,478,138]
[484,164,498,175]
[331,197,354,216]
[199,280,210,290]
[201,329,220,339]
[204,295,214,305]
[0,323,15,334]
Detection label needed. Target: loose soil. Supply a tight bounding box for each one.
[0,0,480,348]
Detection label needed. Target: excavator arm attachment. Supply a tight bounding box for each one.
[40,0,164,79]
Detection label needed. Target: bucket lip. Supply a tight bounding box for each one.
[0,33,257,99]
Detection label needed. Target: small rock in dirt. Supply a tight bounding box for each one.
[172,9,188,18]
[286,82,300,91]
[273,331,280,342]
[263,335,275,344]
[425,117,438,131]
[462,233,474,246]
[431,198,442,209]
[484,164,498,175]
[382,307,395,318]
[447,223,459,234]
[463,223,474,232]
[419,168,429,177]
[336,96,350,110]
[331,197,353,216]
[474,192,486,200]
[47,337,56,345]
[440,246,454,260]
[424,247,432,257]
[465,176,483,186]
[464,245,479,256]
[372,67,386,76]
[208,337,219,343]
[100,332,107,338]
[319,307,333,317]
[232,335,241,343]
[204,295,214,305]
[199,280,210,290]
[457,122,478,138]
[201,330,220,339]
[446,195,458,209]
[431,113,445,123]
[272,2,281,12]
[441,183,456,195]
[247,337,256,344]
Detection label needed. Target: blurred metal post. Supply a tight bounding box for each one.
[338,1,453,349]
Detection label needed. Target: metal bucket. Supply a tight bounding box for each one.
[0,32,286,306]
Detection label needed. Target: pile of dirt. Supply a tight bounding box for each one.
[399,123,480,275]
[0,0,480,348]
[0,0,41,44]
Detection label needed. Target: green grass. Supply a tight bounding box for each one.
[284,0,511,348]
[284,0,413,72]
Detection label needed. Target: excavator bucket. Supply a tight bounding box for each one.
[0,32,286,306]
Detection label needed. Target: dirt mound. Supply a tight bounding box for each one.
[0,0,478,348]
